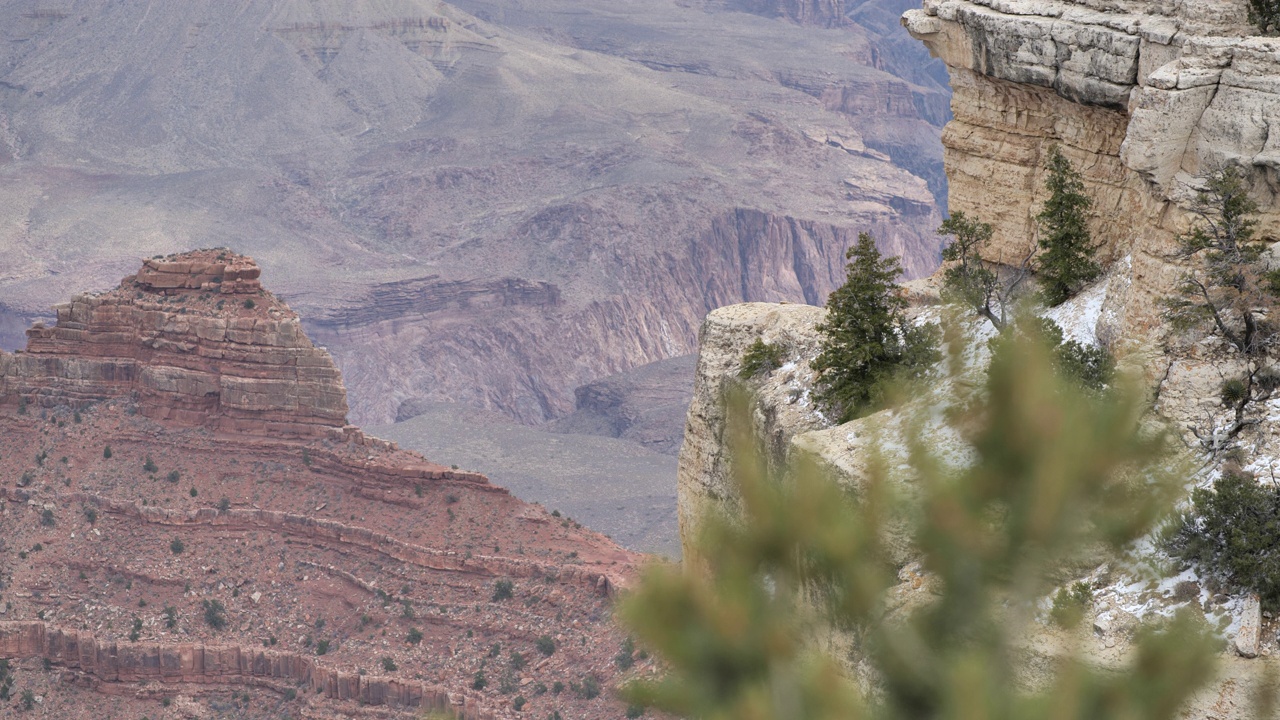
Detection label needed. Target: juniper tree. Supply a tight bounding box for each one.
[1036,146,1099,306]
[938,211,1035,331]
[1163,166,1277,451]
[812,232,938,422]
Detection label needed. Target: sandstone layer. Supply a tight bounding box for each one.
[0,251,644,720]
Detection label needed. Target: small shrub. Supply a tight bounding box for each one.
[535,634,555,656]
[164,605,178,629]
[83,506,97,524]
[1169,467,1280,606]
[513,695,526,711]
[202,599,226,630]
[40,508,54,527]
[406,628,423,645]
[614,637,635,670]
[73,410,81,423]
[17,397,26,415]
[143,456,157,473]
[626,705,645,718]
[1049,581,1093,628]
[551,681,564,695]
[492,579,514,602]
[738,337,785,379]
[472,670,487,691]
[129,617,143,642]
[446,494,459,504]
[167,470,180,483]
[170,538,185,554]
[189,487,198,498]
[1249,0,1280,34]
[244,298,255,309]
[509,651,526,671]
[381,656,397,672]
[103,445,112,459]
[284,688,297,701]
[315,639,330,655]
[217,497,231,514]
[21,688,34,710]
[489,642,502,658]
[573,675,601,700]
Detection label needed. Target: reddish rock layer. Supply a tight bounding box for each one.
[0,251,647,719]
[0,622,484,718]
[0,250,348,438]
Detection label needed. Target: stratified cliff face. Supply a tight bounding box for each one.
[1,250,348,437]
[0,251,643,720]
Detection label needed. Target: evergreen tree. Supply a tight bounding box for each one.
[1162,166,1277,451]
[812,232,938,422]
[1036,146,1099,306]
[938,211,1034,330]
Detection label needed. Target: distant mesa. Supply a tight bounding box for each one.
[0,249,350,438]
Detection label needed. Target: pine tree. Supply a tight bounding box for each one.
[812,232,937,422]
[1036,146,1099,306]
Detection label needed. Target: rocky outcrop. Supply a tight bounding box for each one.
[0,250,348,437]
[0,622,485,718]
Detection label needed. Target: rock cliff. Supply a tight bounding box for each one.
[677,0,1280,712]
[0,251,643,720]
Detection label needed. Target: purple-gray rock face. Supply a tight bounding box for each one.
[0,0,948,426]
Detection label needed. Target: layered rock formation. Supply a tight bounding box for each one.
[1,250,348,437]
[0,251,643,719]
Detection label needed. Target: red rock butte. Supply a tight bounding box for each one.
[0,250,643,720]
[1,250,347,437]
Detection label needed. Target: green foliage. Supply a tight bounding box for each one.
[218,497,231,514]
[167,470,180,483]
[83,506,97,524]
[1249,0,1280,33]
[316,639,330,655]
[244,298,256,309]
[509,650,527,671]
[202,599,226,630]
[143,456,157,473]
[129,616,143,642]
[103,445,112,459]
[492,579,514,601]
[1169,468,1280,606]
[382,656,398,672]
[619,330,1217,720]
[0,659,10,701]
[513,695,526,711]
[1004,317,1113,392]
[472,671,488,691]
[407,628,423,645]
[940,211,1032,330]
[1162,166,1273,451]
[535,634,556,656]
[813,232,940,422]
[40,508,54,527]
[1049,581,1094,629]
[1036,146,1099,306]
[572,675,601,700]
[20,688,34,711]
[739,338,786,379]
[614,637,636,670]
[170,538,184,554]
[163,605,178,629]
